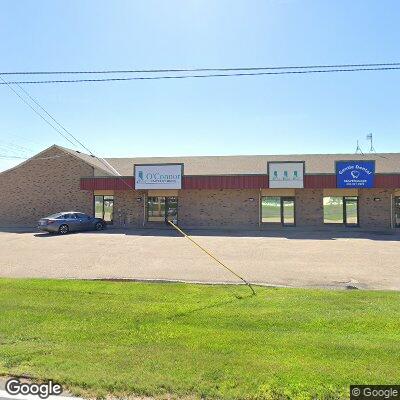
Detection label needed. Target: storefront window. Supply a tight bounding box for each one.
[94,195,114,223]
[323,197,343,224]
[261,197,281,223]
[323,196,358,226]
[94,196,104,219]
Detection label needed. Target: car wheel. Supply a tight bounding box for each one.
[58,224,69,235]
[95,222,104,231]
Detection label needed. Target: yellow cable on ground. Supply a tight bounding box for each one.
[168,221,256,296]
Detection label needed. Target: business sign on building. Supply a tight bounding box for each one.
[134,164,183,189]
[336,160,375,188]
[268,162,305,188]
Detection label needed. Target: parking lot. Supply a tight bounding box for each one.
[0,228,399,290]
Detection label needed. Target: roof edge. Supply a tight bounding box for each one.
[0,144,64,175]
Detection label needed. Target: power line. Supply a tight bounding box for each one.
[0,141,33,155]
[2,66,400,85]
[1,62,400,75]
[0,154,68,160]
[0,75,78,148]
[0,79,136,192]
[0,75,121,177]
[15,82,94,155]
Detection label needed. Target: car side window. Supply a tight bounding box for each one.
[76,213,90,219]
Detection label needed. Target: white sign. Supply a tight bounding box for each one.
[134,164,182,189]
[268,162,304,188]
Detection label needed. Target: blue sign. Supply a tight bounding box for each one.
[336,161,375,188]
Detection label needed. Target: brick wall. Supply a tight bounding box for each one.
[113,190,145,227]
[358,189,394,229]
[295,189,324,226]
[2,147,396,231]
[0,146,93,227]
[111,189,396,230]
[178,189,259,228]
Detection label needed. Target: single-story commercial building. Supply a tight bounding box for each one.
[1,144,400,230]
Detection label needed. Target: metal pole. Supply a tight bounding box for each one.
[390,193,394,229]
[258,188,261,229]
[143,192,146,227]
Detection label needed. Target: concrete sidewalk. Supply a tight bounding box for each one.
[0,228,399,290]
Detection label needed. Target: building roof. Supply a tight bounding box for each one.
[41,146,400,176]
[56,145,116,175]
[103,153,400,175]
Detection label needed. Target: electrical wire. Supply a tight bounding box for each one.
[17,89,122,176]
[0,75,122,177]
[0,75,78,148]
[1,62,400,75]
[0,154,68,160]
[0,140,34,156]
[1,66,400,85]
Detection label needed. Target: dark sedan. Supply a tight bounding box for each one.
[38,212,106,234]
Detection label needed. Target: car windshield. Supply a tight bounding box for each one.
[46,213,63,219]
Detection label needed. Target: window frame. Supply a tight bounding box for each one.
[93,195,114,224]
[323,196,359,227]
[261,196,296,226]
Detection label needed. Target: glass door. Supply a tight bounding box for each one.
[147,197,166,222]
[344,197,358,226]
[103,196,114,223]
[281,197,295,226]
[147,196,178,223]
[394,197,400,228]
[94,195,114,224]
[165,197,178,223]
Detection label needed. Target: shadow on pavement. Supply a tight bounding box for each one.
[1,223,399,241]
[18,225,400,241]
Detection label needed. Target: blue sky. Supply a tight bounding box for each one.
[1,0,400,171]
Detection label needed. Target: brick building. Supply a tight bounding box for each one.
[1,144,400,230]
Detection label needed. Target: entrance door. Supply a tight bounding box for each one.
[165,197,178,223]
[94,195,114,224]
[103,196,114,223]
[281,197,295,226]
[344,197,358,226]
[147,196,178,223]
[395,197,400,228]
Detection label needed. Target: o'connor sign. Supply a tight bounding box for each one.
[268,162,305,188]
[134,164,183,189]
[336,161,375,188]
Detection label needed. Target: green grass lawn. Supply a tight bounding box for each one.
[0,279,399,399]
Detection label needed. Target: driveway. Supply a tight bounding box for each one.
[0,228,399,290]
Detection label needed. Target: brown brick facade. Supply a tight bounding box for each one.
[295,189,324,226]
[358,189,394,229]
[178,189,260,229]
[0,147,93,226]
[0,146,398,230]
[113,190,145,227]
